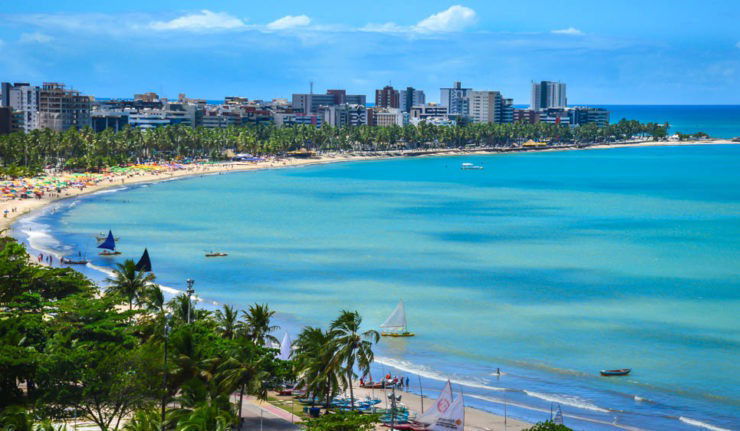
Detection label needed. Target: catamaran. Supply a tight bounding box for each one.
[98,230,121,256]
[381,300,414,337]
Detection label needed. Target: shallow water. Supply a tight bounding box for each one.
[14,145,740,430]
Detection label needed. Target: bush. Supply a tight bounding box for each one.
[525,420,574,431]
[303,411,379,431]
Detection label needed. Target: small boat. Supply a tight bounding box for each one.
[98,230,122,256]
[601,368,631,376]
[461,162,484,170]
[381,300,415,337]
[205,252,228,257]
[61,257,89,265]
[135,248,152,272]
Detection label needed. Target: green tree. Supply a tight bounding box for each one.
[105,259,155,312]
[239,304,279,346]
[328,311,379,411]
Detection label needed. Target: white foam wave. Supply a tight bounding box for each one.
[374,356,505,392]
[23,228,65,260]
[90,187,127,196]
[679,417,732,431]
[524,390,609,413]
[466,394,643,431]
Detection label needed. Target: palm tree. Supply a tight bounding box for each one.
[328,310,379,411]
[293,327,342,409]
[105,259,155,312]
[239,304,279,346]
[217,344,269,422]
[214,304,239,340]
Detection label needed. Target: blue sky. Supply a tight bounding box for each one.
[1,0,738,104]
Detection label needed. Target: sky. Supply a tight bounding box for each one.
[1,0,739,104]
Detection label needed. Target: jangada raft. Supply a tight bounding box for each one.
[601,368,631,376]
[381,299,415,337]
[97,230,121,256]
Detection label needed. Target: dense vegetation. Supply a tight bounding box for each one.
[0,238,380,430]
[0,120,670,172]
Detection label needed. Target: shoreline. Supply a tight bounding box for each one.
[3,138,737,431]
[2,138,735,234]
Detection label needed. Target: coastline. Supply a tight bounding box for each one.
[3,138,738,431]
[2,138,735,235]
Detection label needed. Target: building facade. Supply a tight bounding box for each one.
[38,83,92,131]
[292,90,366,113]
[531,81,567,111]
[1,82,40,132]
[399,87,425,113]
[375,85,400,109]
[440,81,472,116]
[321,104,367,127]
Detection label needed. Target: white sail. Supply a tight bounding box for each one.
[278,332,292,361]
[380,300,407,330]
[430,391,464,431]
[417,380,454,425]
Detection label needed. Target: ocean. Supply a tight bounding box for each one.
[12,145,740,431]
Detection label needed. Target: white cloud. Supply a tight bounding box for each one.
[551,27,584,36]
[360,22,406,34]
[266,15,311,31]
[150,10,246,31]
[20,32,53,43]
[414,5,477,33]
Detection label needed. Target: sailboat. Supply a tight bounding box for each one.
[98,230,121,256]
[380,300,414,337]
[135,248,152,272]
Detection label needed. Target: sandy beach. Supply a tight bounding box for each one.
[2,138,734,236]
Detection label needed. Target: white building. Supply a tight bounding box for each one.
[440,81,471,116]
[372,108,405,127]
[321,104,367,127]
[1,83,39,132]
[469,91,503,124]
[531,81,567,111]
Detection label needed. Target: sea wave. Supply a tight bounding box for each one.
[523,390,609,413]
[375,356,505,392]
[89,187,127,196]
[679,416,732,431]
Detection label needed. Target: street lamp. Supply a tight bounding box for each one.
[161,313,172,430]
[186,278,195,324]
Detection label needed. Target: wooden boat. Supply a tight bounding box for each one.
[61,257,89,265]
[381,300,415,337]
[600,368,631,376]
[359,381,386,389]
[98,230,121,256]
[205,252,228,257]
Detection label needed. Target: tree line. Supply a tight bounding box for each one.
[0,238,377,430]
[0,120,670,173]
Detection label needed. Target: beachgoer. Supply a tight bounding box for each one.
[405,377,410,387]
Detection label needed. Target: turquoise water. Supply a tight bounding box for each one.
[14,145,740,430]
[597,105,740,139]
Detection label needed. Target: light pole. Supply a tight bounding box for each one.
[186,278,195,324]
[161,313,172,430]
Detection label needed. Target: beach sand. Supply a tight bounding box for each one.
[352,384,532,431]
[3,138,734,235]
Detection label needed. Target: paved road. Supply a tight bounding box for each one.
[238,397,301,431]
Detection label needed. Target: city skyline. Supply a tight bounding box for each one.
[1,1,739,104]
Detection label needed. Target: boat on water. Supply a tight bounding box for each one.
[460,162,483,170]
[601,368,631,376]
[97,230,121,256]
[61,257,89,265]
[205,252,228,257]
[381,300,414,337]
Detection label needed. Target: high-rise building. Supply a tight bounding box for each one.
[321,104,367,127]
[468,91,514,124]
[375,85,400,109]
[292,89,366,113]
[1,82,40,132]
[399,87,425,113]
[38,83,92,131]
[530,81,567,111]
[440,81,472,116]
